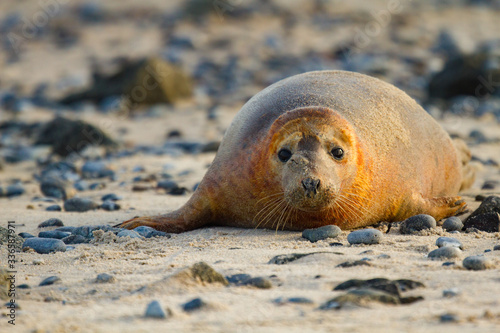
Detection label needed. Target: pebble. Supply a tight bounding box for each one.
[462,255,493,271]
[71,225,121,238]
[226,274,252,285]
[46,205,62,211]
[101,193,121,201]
[494,245,500,251]
[144,300,168,319]
[39,276,61,286]
[436,237,463,249]
[428,247,462,260]
[347,229,383,245]
[38,230,72,240]
[61,234,88,244]
[183,298,206,312]
[245,277,272,289]
[64,197,100,212]
[40,178,69,200]
[6,184,24,197]
[54,226,76,233]
[73,180,89,191]
[22,237,67,254]
[463,213,500,232]
[440,313,459,323]
[101,200,121,211]
[18,232,35,239]
[443,288,460,297]
[442,216,463,232]
[302,225,341,242]
[38,218,64,228]
[133,226,170,238]
[116,229,142,239]
[81,161,114,179]
[95,273,116,283]
[400,214,436,234]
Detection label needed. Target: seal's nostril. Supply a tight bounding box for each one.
[302,178,320,196]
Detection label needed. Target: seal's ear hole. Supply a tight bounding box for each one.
[331,147,344,160]
[278,148,292,162]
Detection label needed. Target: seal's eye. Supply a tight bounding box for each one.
[278,148,292,162]
[331,147,344,160]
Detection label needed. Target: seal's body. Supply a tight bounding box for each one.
[119,71,472,232]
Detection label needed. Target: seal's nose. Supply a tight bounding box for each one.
[302,178,320,197]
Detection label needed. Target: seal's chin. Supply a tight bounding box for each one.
[286,196,334,213]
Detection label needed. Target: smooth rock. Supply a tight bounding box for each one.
[61,234,88,244]
[38,218,64,228]
[440,313,459,323]
[46,205,62,211]
[6,184,24,197]
[428,247,462,260]
[465,195,500,221]
[463,213,500,232]
[443,288,460,297]
[22,238,66,254]
[39,276,61,286]
[133,226,170,238]
[302,225,341,242]
[40,177,70,200]
[245,277,272,289]
[144,300,168,319]
[101,193,121,201]
[95,273,116,283]
[226,274,252,285]
[347,229,383,245]
[64,197,100,212]
[400,214,436,234]
[442,216,463,232]
[38,230,71,240]
[81,161,114,179]
[54,226,76,233]
[183,298,206,312]
[116,230,142,239]
[18,232,35,239]
[462,255,493,270]
[101,200,121,211]
[436,236,463,249]
[494,245,500,251]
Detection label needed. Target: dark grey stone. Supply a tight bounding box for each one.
[38,230,71,240]
[61,234,88,244]
[95,273,116,283]
[133,226,170,238]
[6,184,24,197]
[463,213,500,232]
[182,298,206,312]
[428,247,462,260]
[347,229,383,245]
[101,200,121,211]
[38,218,64,228]
[40,178,68,200]
[440,313,459,323]
[18,232,35,239]
[39,276,61,286]
[400,214,436,234]
[46,205,62,211]
[302,225,341,242]
[101,193,121,201]
[442,216,463,232]
[54,226,76,233]
[22,237,66,254]
[64,197,100,212]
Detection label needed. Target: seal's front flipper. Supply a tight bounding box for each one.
[423,196,467,221]
[116,194,214,233]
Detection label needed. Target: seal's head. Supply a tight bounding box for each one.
[267,107,366,214]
